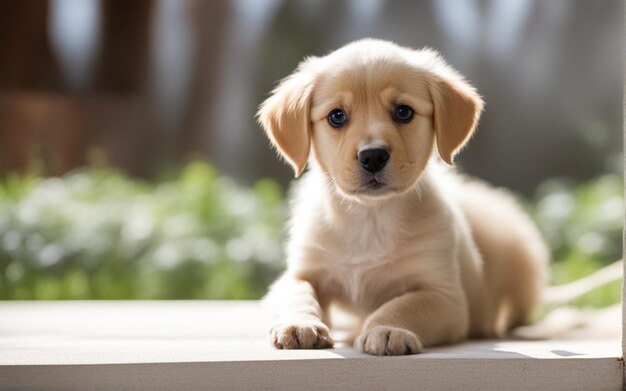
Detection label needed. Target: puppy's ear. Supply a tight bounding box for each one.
[257,60,315,177]
[427,70,484,165]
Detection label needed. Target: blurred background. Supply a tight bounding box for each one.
[0,1,622,308]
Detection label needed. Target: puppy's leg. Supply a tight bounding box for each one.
[355,289,468,355]
[265,274,333,349]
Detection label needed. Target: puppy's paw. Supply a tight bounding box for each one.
[355,326,423,356]
[269,321,334,349]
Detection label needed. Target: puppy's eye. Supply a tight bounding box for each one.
[393,105,414,123]
[328,108,348,128]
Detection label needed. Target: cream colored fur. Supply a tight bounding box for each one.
[258,39,549,355]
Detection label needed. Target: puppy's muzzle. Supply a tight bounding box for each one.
[358,148,390,173]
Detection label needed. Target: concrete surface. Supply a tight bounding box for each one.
[0,301,622,390]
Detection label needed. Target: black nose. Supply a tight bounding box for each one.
[358,148,390,173]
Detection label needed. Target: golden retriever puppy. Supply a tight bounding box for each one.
[258,39,548,355]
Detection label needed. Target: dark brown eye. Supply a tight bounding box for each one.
[393,105,414,123]
[328,108,348,128]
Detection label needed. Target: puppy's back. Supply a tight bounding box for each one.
[454,175,549,335]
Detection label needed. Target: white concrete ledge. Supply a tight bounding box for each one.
[0,301,622,390]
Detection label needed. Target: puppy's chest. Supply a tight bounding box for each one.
[313,213,418,309]
[327,211,404,264]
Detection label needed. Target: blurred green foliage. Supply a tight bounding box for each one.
[0,162,622,307]
[531,174,623,308]
[0,162,286,299]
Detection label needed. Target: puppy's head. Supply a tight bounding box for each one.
[258,39,483,200]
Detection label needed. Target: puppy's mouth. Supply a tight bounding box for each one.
[365,178,386,190]
[356,174,391,195]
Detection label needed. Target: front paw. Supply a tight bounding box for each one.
[355,326,423,355]
[269,321,334,349]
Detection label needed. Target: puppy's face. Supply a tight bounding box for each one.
[309,61,436,198]
[258,40,483,200]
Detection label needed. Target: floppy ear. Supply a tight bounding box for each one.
[428,73,484,165]
[257,61,315,177]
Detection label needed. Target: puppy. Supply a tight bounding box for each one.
[258,39,548,355]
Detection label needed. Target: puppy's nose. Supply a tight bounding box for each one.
[358,148,390,173]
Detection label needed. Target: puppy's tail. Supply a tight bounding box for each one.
[543,259,622,306]
[512,259,622,340]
